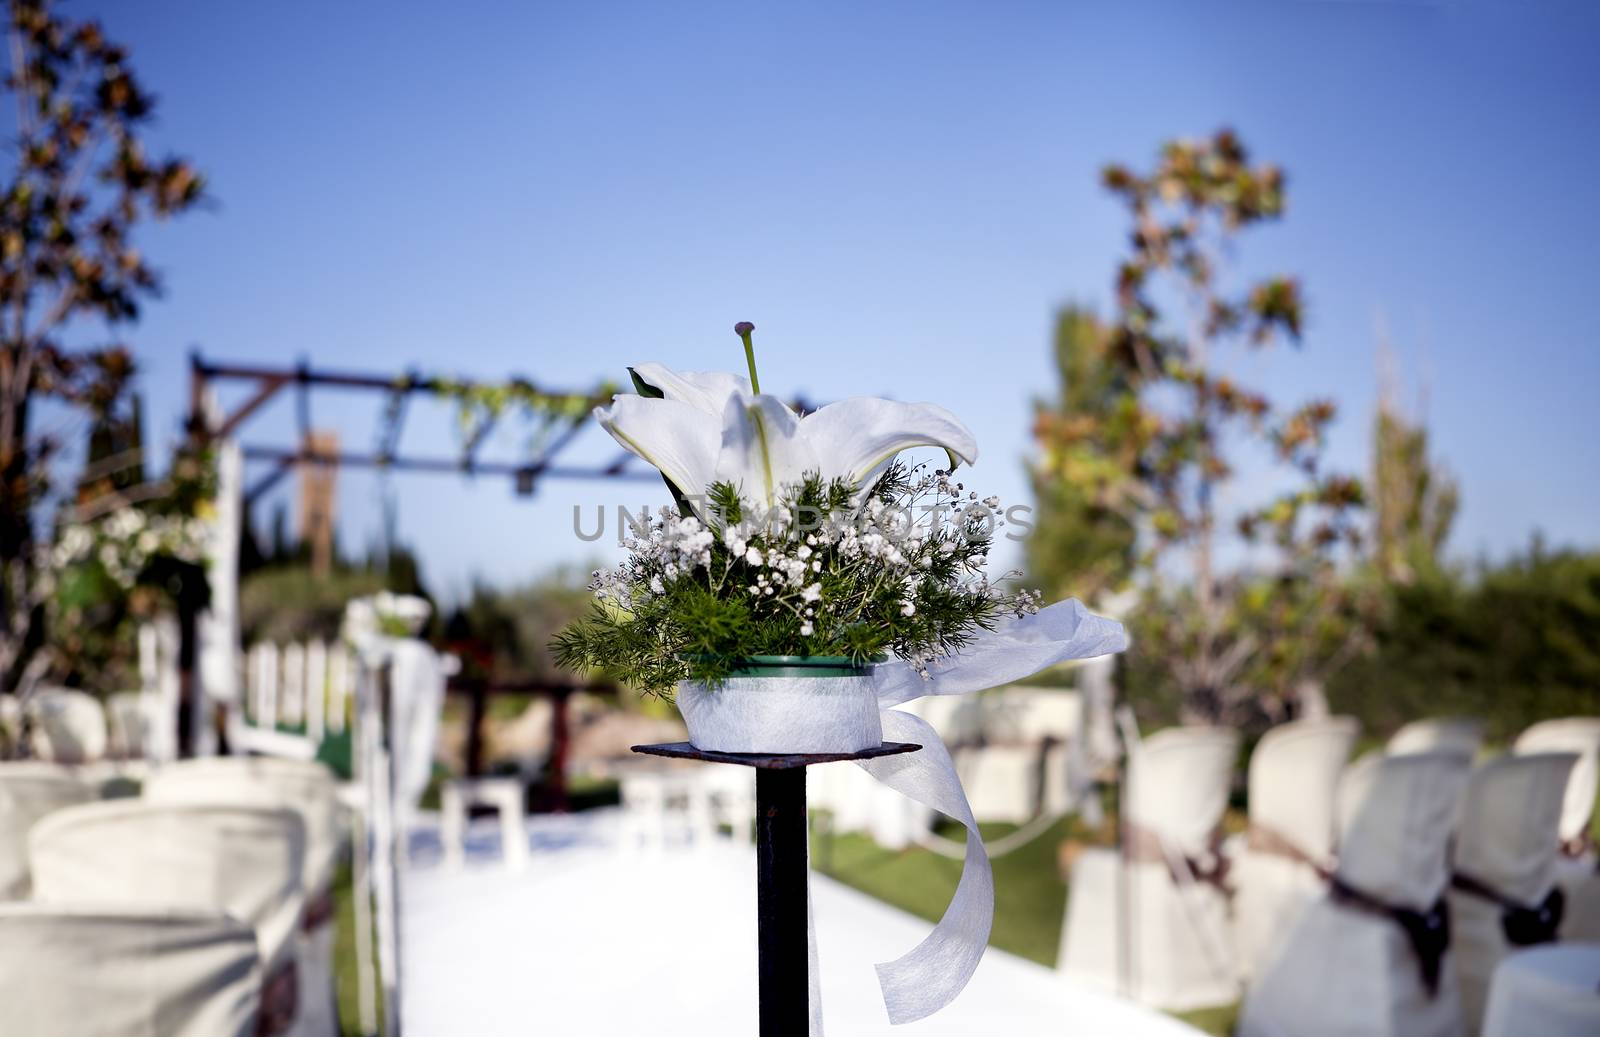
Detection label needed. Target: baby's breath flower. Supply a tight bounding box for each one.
[556,464,1040,697]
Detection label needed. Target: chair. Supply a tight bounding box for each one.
[1448,752,1577,1035]
[440,777,529,871]
[1060,726,1240,1011]
[144,757,343,898]
[26,687,108,764]
[1481,944,1600,1037]
[1388,716,1483,759]
[104,691,151,759]
[810,698,949,849]
[697,763,756,845]
[1232,717,1360,982]
[0,903,261,1037]
[617,768,713,852]
[1240,750,1472,1037]
[29,800,306,972]
[1335,750,1383,839]
[144,757,344,1036]
[1513,717,1600,940]
[957,687,1090,824]
[1514,718,1600,854]
[0,762,96,899]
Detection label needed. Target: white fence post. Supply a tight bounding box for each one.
[327,645,350,734]
[260,644,280,731]
[282,642,305,729]
[306,639,327,744]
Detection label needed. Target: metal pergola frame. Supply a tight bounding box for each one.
[186,353,664,506]
[178,352,670,760]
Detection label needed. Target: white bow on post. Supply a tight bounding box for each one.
[806,600,1127,1029]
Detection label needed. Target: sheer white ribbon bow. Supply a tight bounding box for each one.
[809,598,1127,1030]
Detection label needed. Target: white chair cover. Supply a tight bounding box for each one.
[973,685,1084,742]
[27,687,108,764]
[29,799,306,969]
[1388,717,1483,759]
[1334,750,1383,840]
[386,638,447,828]
[104,691,149,759]
[0,762,95,899]
[144,756,344,1036]
[145,756,343,894]
[1514,718,1600,850]
[1241,750,1472,1037]
[1449,752,1577,1034]
[1481,943,1600,1037]
[1232,717,1359,981]
[1559,871,1600,942]
[959,687,1090,824]
[1060,726,1240,1011]
[0,902,261,1037]
[1514,720,1600,941]
[1125,727,1238,857]
[809,699,948,848]
[815,689,1092,840]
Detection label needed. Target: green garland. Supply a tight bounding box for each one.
[415,376,618,463]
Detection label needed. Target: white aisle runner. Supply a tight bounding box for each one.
[401,810,1202,1036]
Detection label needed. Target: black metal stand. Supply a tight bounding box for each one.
[632,741,921,1037]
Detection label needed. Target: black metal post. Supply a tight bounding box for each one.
[755,766,809,1037]
[175,593,199,758]
[631,741,921,1034]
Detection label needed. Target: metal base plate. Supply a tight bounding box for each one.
[630,741,921,769]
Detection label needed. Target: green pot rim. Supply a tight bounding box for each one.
[686,654,881,679]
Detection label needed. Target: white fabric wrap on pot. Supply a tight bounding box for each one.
[676,599,1128,1030]
[678,675,881,754]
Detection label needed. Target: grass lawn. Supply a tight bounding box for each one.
[333,861,380,1037]
[812,815,1241,1037]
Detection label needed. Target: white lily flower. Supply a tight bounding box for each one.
[595,360,980,510]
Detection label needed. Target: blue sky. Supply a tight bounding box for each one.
[77,1,1599,598]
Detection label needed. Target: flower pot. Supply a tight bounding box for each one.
[675,656,883,754]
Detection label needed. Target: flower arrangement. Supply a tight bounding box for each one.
[341,591,433,645]
[52,507,209,590]
[556,322,1128,1025]
[554,324,1040,693]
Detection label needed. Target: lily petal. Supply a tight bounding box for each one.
[594,395,721,504]
[713,393,815,511]
[630,362,752,417]
[798,397,979,488]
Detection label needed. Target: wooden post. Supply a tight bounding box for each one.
[299,430,339,578]
[464,676,488,779]
[755,767,810,1037]
[549,687,570,813]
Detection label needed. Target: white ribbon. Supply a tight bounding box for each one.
[808,599,1129,1029]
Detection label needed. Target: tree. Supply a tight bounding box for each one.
[0,0,204,693]
[1372,348,1457,585]
[1025,306,1139,604]
[1033,130,1366,723]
